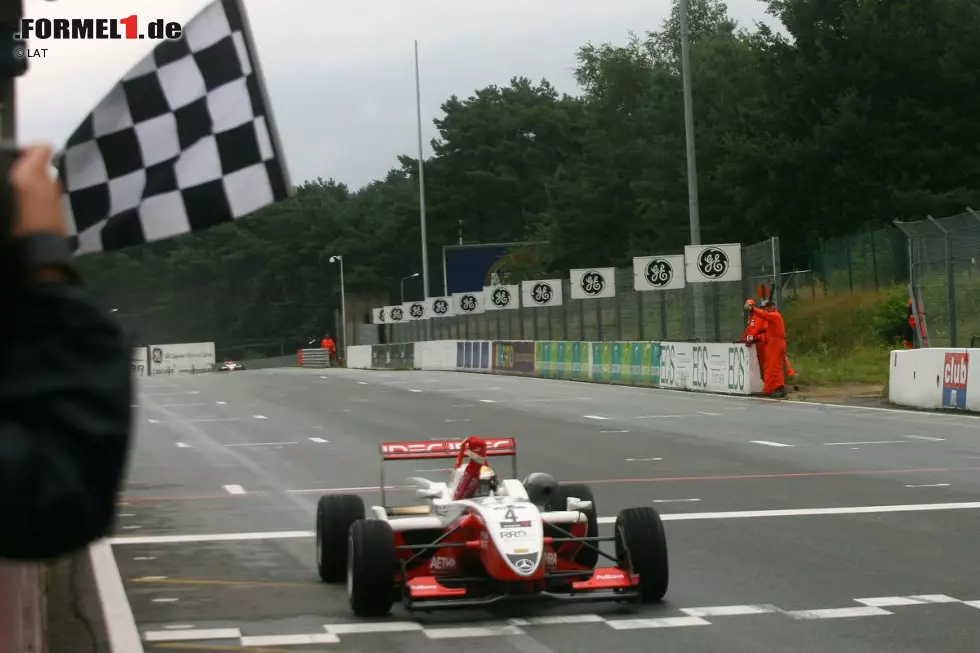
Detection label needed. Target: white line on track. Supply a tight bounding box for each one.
[151,598,178,603]
[309,437,329,443]
[907,435,945,441]
[607,616,710,630]
[185,418,240,422]
[175,442,192,448]
[252,415,267,419]
[326,622,423,634]
[242,634,340,646]
[89,541,144,652]
[158,403,206,407]
[144,629,242,642]
[751,440,793,447]
[425,625,525,638]
[653,498,701,503]
[682,605,775,617]
[635,414,687,419]
[602,430,631,433]
[224,442,296,447]
[357,381,368,385]
[146,419,161,424]
[824,440,906,446]
[215,401,226,405]
[409,389,423,393]
[444,418,470,423]
[788,607,890,619]
[222,484,246,495]
[905,484,950,488]
[625,457,661,461]
[479,399,496,403]
[109,501,980,545]
[583,415,610,420]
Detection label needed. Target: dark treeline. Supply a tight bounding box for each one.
[78,0,980,348]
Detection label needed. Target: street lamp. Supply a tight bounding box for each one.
[329,255,347,363]
[401,272,419,303]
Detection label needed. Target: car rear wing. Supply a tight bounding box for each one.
[379,438,518,505]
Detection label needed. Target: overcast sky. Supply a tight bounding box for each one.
[18,0,774,190]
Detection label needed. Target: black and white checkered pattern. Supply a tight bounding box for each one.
[58,0,290,255]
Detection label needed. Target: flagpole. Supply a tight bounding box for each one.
[231,0,293,196]
[414,40,430,300]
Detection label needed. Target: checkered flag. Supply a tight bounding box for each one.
[57,0,291,255]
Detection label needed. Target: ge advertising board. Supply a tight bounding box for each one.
[942,351,969,409]
[147,342,215,375]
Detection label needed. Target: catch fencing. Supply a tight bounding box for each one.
[389,238,780,344]
[895,210,980,348]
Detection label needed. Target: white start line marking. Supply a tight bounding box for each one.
[625,457,662,461]
[653,498,701,503]
[224,442,296,447]
[479,399,496,403]
[444,419,470,423]
[144,629,242,642]
[751,440,794,447]
[408,389,423,393]
[602,430,631,433]
[905,484,950,488]
[252,415,268,419]
[583,415,610,420]
[906,435,945,441]
[309,437,329,443]
[357,382,368,385]
[222,485,246,495]
[175,442,192,448]
[147,419,161,424]
[215,401,226,405]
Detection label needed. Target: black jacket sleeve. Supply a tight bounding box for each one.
[0,278,133,560]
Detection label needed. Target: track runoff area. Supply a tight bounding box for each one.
[99,367,980,653]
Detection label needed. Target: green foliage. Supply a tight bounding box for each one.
[77,0,980,350]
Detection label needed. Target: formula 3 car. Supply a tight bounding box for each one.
[314,436,669,617]
[218,360,245,371]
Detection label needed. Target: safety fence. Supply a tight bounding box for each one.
[807,227,909,296]
[895,210,980,347]
[387,238,780,345]
[350,340,764,396]
[0,561,45,653]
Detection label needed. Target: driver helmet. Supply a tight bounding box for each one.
[478,465,496,494]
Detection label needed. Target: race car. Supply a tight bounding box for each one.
[218,360,245,371]
[314,436,669,617]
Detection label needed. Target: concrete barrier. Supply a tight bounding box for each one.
[347,339,763,396]
[0,562,45,653]
[890,348,974,411]
[347,345,371,369]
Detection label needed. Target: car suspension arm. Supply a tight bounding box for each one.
[547,524,619,565]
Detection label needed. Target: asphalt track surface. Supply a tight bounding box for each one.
[107,367,980,653]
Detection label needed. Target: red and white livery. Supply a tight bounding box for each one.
[313,436,670,617]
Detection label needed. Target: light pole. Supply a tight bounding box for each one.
[329,255,347,362]
[414,41,430,300]
[679,0,705,339]
[401,272,419,303]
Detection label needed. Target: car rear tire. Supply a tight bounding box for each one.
[316,494,364,583]
[555,483,599,569]
[614,506,669,603]
[347,519,397,617]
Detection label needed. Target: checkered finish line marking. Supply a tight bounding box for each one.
[58,0,289,255]
[141,593,977,644]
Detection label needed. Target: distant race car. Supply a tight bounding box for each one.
[218,360,245,371]
[314,436,669,617]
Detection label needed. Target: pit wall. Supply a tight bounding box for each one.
[889,348,976,411]
[345,340,764,395]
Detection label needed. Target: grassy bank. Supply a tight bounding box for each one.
[781,285,907,388]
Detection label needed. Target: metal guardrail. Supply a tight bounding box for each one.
[0,561,45,653]
[299,348,331,368]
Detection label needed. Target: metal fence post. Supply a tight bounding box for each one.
[927,215,957,347]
